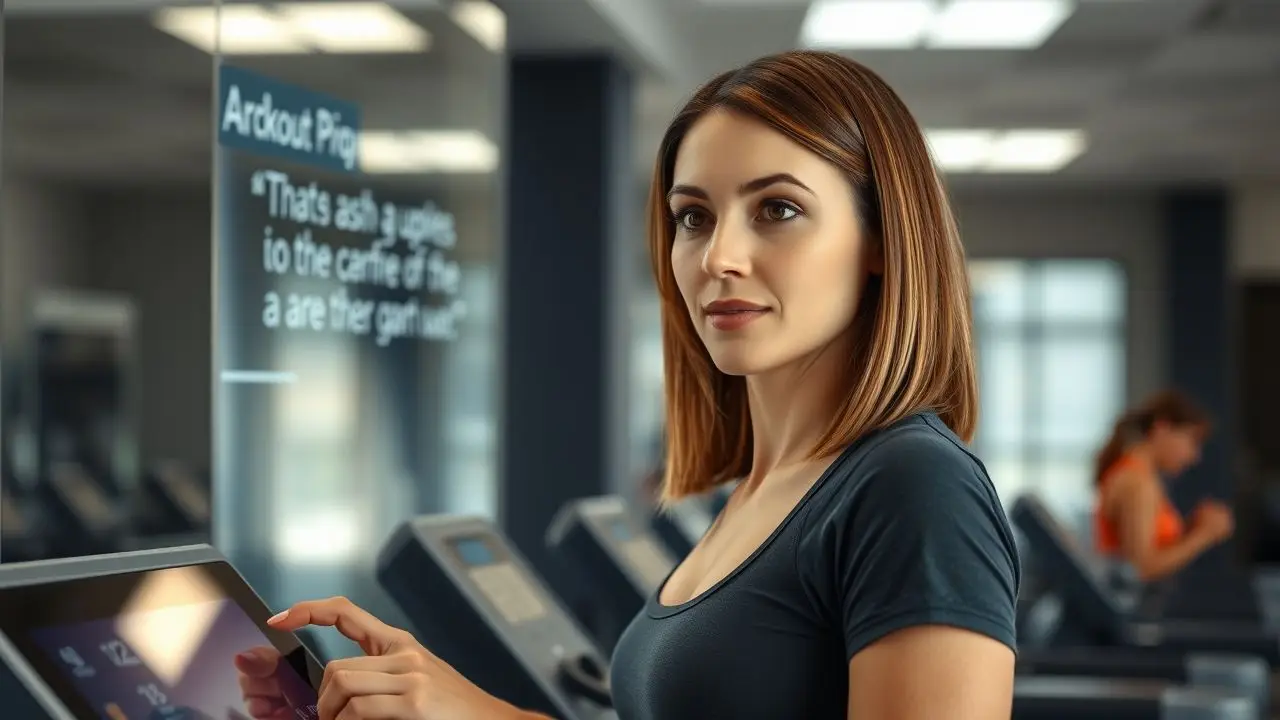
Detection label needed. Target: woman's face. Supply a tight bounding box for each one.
[667,110,879,377]
[1149,421,1204,476]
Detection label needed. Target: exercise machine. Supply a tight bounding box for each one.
[381,511,1257,720]
[546,496,675,653]
[379,515,617,720]
[1012,494,1280,675]
[1,483,46,564]
[135,461,211,539]
[39,462,129,559]
[0,545,323,719]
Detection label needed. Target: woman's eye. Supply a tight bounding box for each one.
[760,202,799,222]
[675,209,708,231]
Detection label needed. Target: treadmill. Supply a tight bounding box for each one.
[1,485,47,564]
[546,496,675,653]
[1011,494,1280,667]
[135,461,211,539]
[0,545,324,719]
[39,462,129,559]
[379,511,1257,720]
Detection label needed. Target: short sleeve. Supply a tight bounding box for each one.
[804,428,1020,661]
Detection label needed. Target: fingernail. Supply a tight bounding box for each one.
[268,611,288,624]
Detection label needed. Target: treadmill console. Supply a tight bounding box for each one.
[0,545,322,720]
[547,497,674,652]
[378,515,617,720]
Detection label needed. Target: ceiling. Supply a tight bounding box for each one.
[3,1,509,189]
[3,0,1280,191]
[635,0,1280,185]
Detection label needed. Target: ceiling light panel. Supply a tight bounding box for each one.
[154,5,310,55]
[361,130,499,174]
[154,2,431,56]
[451,0,506,53]
[800,0,1075,50]
[985,129,1086,171]
[926,130,996,172]
[276,3,431,54]
[801,0,935,49]
[927,0,1075,49]
[926,128,1086,173]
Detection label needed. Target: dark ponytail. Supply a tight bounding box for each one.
[1094,389,1212,485]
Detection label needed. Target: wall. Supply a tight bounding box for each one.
[2,179,212,469]
[1,178,212,476]
[83,187,213,470]
[0,179,90,346]
[952,188,1167,401]
[1233,182,1280,279]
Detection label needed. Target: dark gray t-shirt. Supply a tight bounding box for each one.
[609,412,1020,720]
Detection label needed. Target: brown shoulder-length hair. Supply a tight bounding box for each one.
[651,51,978,503]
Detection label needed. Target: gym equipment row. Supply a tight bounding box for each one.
[0,492,1266,719]
[1011,495,1280,671]
[1,460,210,564]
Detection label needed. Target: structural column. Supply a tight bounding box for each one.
[1163,187,1232,508]
[502,55,636,586]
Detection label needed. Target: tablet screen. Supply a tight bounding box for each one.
[0,562,322,720]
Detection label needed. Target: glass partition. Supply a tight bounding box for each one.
[199,1,506,657]
[1,6,217,564]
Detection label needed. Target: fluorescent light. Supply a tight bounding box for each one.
[361,130,499,174]
[985,129,1086,171]
[927,0,1073,49]
[154,5,310,55]
[926,128,1086,173]
[799,0,1073,50]
[800,0,935,50]
[926,130,996,172]
[153,2,431,55]
[277,3,430,54]
[451,0,506,53]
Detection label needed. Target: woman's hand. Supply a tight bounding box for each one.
[1190,499,1234,542]
[269,596,526,720]
[235,645,307,720]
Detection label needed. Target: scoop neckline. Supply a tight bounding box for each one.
[646,441,858,619]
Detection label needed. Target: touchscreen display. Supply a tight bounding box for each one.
[0,563,321,720]
[453,538,496,567]
[605,518,632,543]
[32,599,317,720]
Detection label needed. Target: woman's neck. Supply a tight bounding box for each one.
[741,337,852,487]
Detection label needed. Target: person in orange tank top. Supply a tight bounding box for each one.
[1094,390,1233,582]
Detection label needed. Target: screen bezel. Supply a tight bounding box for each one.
[0,560,323,720]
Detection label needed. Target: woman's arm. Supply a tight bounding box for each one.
[1112,471,1219,582]
[847,625,1014,719]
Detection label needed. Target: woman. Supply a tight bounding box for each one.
[1095,390,1234,582]
[266,50,1019,719]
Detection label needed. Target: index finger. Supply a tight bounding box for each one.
[268,597,408,656]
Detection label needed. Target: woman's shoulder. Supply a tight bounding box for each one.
[803,411,1001,530]
[792,413,1020,643]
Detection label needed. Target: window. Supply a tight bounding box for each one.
[969,259,1127,519]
